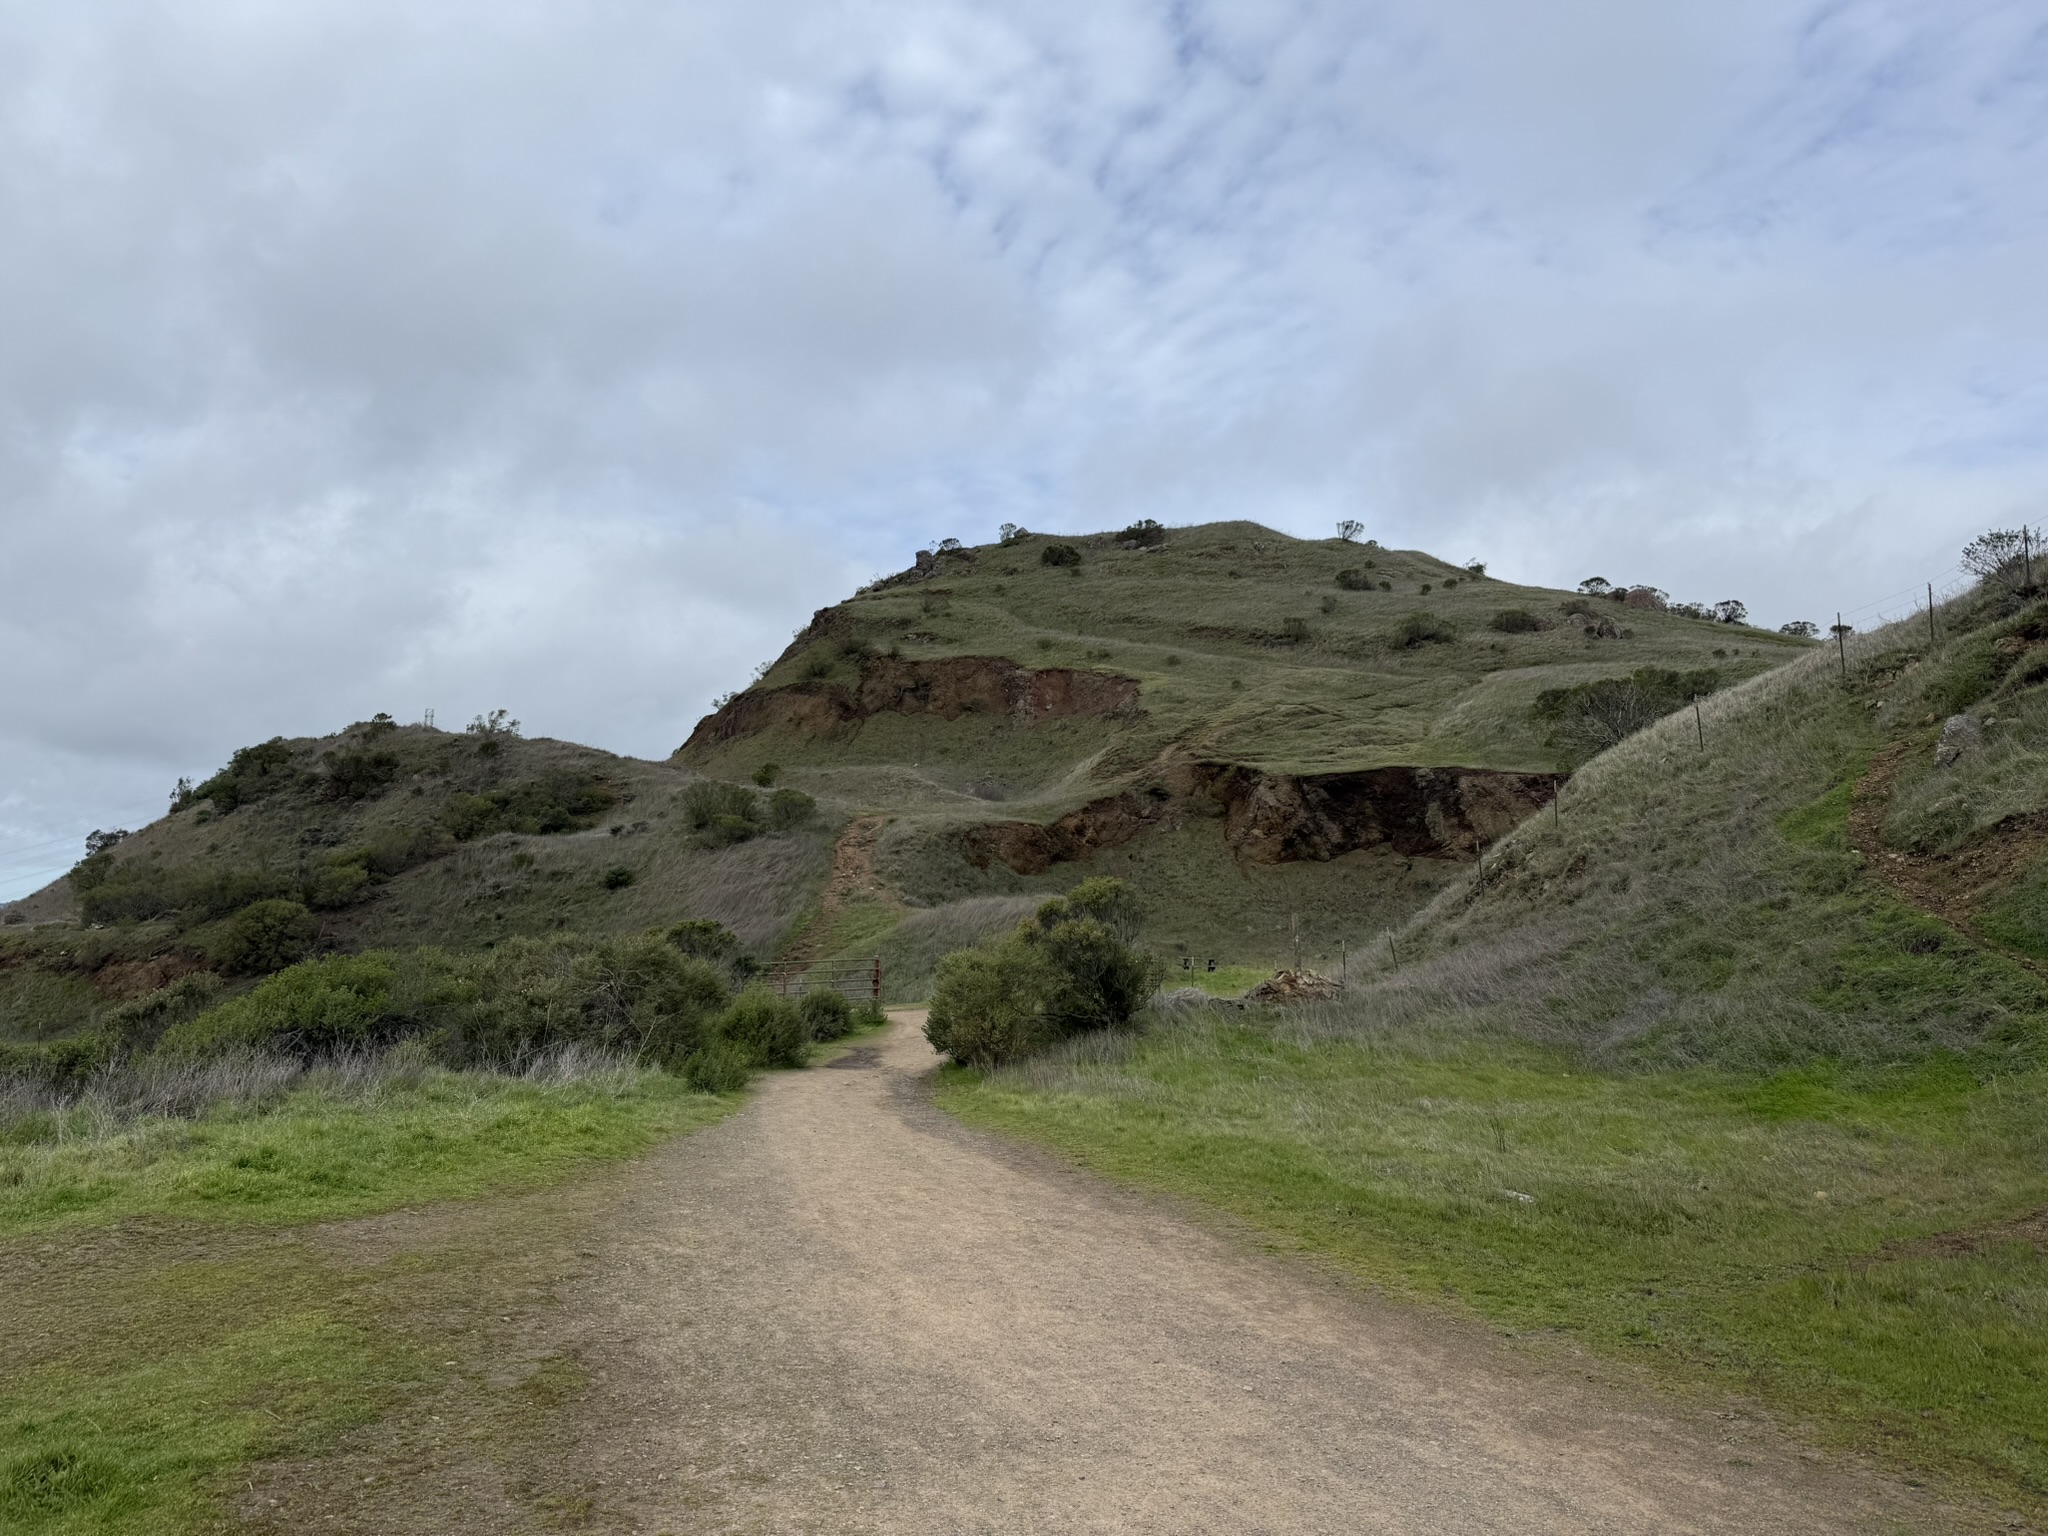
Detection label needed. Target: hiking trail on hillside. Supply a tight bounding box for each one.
[505,1015,1961,1534]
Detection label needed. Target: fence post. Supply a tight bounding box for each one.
[1928,582,1936,647]
[1836,612,1847,681]
[872,955,881,1005]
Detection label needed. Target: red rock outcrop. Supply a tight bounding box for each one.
[680,656,1142,756]
[958,761,1562,875]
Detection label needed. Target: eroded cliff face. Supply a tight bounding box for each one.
[959,762,1562,875]
[680,655,1143,756]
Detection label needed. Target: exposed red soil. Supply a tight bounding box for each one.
[679,655,1142,756]
[1848,742,2048,979]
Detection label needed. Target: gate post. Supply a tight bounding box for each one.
[872,955,882,1005]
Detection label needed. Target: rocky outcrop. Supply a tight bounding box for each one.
[959,790,1173,875]
[1191,762,1561,864]
[959,761,1563,875]
[681,656,1142,755]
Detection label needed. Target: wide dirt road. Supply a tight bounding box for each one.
[559,1014,1957,1534]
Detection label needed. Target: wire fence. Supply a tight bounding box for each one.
[760,958,882,1005]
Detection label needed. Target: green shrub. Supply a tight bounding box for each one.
[1334,568,1372,591]
[683,1040,752,1093]
[194,738,298,812]
[318,748,401,802]
[1280,617,1311,644]
[752,762,781,787]
[161,952,419,1057]
[457,936,726,1067]
[1390,612,1457,649]
[798,989,854,1042]
[212,899,318,976]
[681,781,760,846]
[103,973,225,1054]
[924,878,1157,1068]
[766,788,816,830]
[1489,608,1551,633]
[444,773,615,840]
[1117,519,1166,548]
[305,854,373,910]
[665,919,742,963]
[718,987,807,1068]
[601,866,635,890]
[0,1034,111,1093]
[1041,543,1082,568]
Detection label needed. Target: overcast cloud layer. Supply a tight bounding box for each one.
[3,0,2044,897]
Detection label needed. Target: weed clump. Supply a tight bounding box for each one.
[1041,543,1082,568]
[1534,666,1722,765]
[1489,609,1553,634]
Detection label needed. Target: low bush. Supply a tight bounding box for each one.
[684,1039,752,1093]
[194,738,299,812]
[925,878,1158,1068]
[212,899,318,976]
[103,973,225,1054]
[318,747,402,802]
[601,866,636,890]
[444,772,615,841]
[1334,568,1372,591]
[681,780,761,846]
[798,989,854,1042]
[1390,612,1457,649]
[718,987,808,1068]
[1041,543,1082,568]
[1117,519,1167,548]
[1489,608,1552,634]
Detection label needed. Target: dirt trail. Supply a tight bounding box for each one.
[547,1014,1965,1535]
[778,814,898,968]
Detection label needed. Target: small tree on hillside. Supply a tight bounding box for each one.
[1336,519,1364,542]
[1962,528,2040,589]
[1779,620,1819,638]
[1713,599,1749,626]
[1578,577,1613,597]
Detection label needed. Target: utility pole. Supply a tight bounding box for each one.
[1836,612,1848,681]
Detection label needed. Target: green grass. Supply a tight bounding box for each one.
[1164,963,1272,995]
[1,1068,733,1237]
[937,1021,2048,1507]
[0,1067,740,1533]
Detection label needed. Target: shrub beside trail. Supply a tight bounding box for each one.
[925,878,1158,1068]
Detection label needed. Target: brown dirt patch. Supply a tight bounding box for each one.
[1849,743,2048,977]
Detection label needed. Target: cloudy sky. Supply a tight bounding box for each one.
[2,0,2043,898]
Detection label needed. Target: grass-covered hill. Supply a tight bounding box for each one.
[678,519,1809,973]
[938,562,2048,1511]
[0,518,1803,1037]
[0,716,834,1045]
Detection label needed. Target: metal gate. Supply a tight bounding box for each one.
[760,957,881,1005]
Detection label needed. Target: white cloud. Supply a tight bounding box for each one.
[2,0,2043,894]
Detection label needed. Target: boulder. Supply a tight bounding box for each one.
[1935,714,1983,769]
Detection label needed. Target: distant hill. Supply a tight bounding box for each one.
[676,520,1806,974]
[0,520,1807,1035]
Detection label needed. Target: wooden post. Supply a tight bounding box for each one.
[1836,612,1847,681]
[1388,933,1398,969]
[2028,528,2035,591]
[1928,582,1936,647]
[871,956,881,1005]
[1694,695,1704,750]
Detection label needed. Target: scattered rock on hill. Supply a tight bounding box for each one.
[1935,714,1983,769]
[1244,969,1343,1004]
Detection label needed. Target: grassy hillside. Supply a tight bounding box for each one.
[0,720,832,1044]
[680,520,1807,971]
[937,569,2048,1514]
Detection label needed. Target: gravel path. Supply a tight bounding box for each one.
[556,1013,1963,1534]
